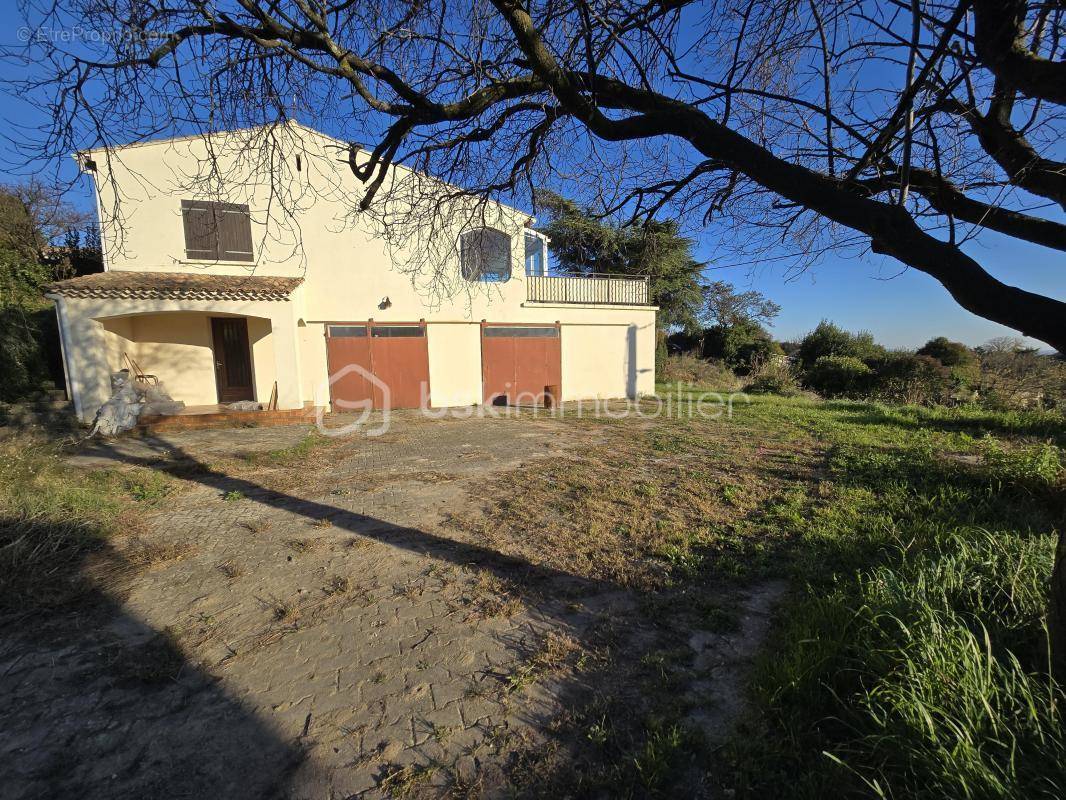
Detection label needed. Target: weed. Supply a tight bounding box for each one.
[378,763,435,798]
[217,559,243,580]
[273,600,301,623]
[504,632,582,694]
[694,599,741,633]
[286,537,325,556]
[324,575,350,595]
[125,537,193,568]
[586,718,610,745]
[124,470,174,502]
[222,490,244,502]
[634,724,703,791]
[430,723,455,743]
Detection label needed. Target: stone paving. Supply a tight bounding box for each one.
[2,410,777,798]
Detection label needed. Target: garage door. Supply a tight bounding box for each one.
[325,322,429,409]
[481,324,561,405]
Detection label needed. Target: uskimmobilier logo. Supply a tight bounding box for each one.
[315,363,391,437]
[317,368,750,438]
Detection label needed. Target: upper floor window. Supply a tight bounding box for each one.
[524,232,546,276]
[181,200,254,262]
[460,227,511,282]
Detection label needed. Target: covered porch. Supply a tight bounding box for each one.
[97,311,277,408]
[46,272,308,423]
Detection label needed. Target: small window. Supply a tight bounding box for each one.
[371,325,424,338]
[524,233,546,277]
[329,325,367,337]
[461,228,511,282]
[181,199,254,262]
[484,326,558,338]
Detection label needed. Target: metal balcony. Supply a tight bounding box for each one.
[525,273,651,305]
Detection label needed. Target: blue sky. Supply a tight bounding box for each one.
[712,229,1065,349]
[1,8,1062,351]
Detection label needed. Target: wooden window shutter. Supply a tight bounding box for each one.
[217,203,254,262]
[180,200,253,262]
[181,200,219,259]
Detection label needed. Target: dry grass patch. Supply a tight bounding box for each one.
[378,763,436,798]
[273,598,302,623]
[211,431,358,494]
[444,569,526,621]
[239,518,271,534]
[124,536,194,568]
[449,416,817,590]
[286,536,327,556]
[324,574,350,595]
[217,559,243,579]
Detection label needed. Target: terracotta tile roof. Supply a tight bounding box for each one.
[46,271,303,302]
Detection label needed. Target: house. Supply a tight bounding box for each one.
[46,121,657,423]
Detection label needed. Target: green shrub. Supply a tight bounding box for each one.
[917,335,976,367]
[918,336,981,389]
[744,357,802,396]
[797,320,884,369]
[659,354,740,389]
[702,320,782,373]
[0,305,55,402]
[803,355,872,398]
[869,352,953,405]
[977,438,1062,489]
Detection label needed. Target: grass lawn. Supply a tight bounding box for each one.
[1,388,1064,798]
[711,392,1065,798]
[455,387,1066,797]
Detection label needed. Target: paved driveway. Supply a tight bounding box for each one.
[3,410,779,798]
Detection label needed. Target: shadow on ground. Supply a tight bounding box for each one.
[4,421,789,798]
[0,522,317,799]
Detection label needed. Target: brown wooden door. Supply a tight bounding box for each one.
[325,325,375,410]
[481,325,561,405]
[211,317,254,403]
[325,323,430,410]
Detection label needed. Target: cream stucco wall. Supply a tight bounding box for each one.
[426,323,483,407]
[60,122,657,420]
[247,316,278,406]
[561,319,657,401]
[128,313,217,405]
[100,317,134,370]
[298,322,331,408]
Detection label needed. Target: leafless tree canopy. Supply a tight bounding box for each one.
[9,0,1066,348]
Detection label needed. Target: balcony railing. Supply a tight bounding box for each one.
[526,273,651,306]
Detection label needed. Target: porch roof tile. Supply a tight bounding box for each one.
[46,271,303,302]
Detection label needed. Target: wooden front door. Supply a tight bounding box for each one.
[211,317,254,403]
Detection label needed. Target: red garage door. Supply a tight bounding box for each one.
[326,322,430,409]
[481,324,561,405]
